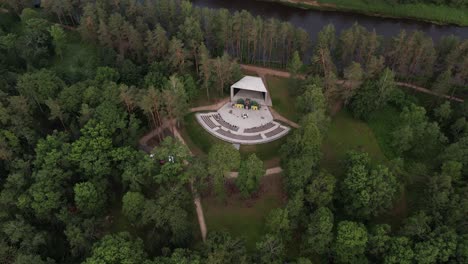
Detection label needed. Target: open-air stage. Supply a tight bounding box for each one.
[196,102,290,145]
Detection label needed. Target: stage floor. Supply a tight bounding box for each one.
[232,89,267,106]
[218,102,273,129]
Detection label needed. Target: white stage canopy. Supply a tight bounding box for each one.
[230,76,272,106]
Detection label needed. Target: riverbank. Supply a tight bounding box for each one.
[260,0,468,26]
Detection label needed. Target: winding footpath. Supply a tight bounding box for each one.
[228,166,283,178]
[171,127,208,243]
[189,98,230,112]
[240,64,465,103]
[269,107,300,128]
[139,120,286,243]
[138,120,208,242]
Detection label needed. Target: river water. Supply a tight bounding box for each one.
[191,0,468,42]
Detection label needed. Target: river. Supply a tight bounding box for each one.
[191,0,468,42]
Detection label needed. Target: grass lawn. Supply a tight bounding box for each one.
[367,106,401,160]
[180,113,226,156]
[266,75,300,122]
[322,109,410,228]
[203,173,285,250]
[321,110,387,177]
[180,113,289,166]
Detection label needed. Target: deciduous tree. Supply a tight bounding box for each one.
[122,191,145,224]
[74,181,106,216]
[256,234,285,264]
[208,144,240,198]
[334,221,368,263]
[304,207,334,254]
[342,151,399,218]
[48,24,67,59]
[236,154,265,197]
[306,171,336,207]
[84,232,147,264]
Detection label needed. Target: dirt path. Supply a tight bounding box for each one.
[138,119,175,152]
[189,97,230,112]
[227,166,283,178]
[241,64,300,79]
[240,64,465,103]
[269,107,300,128]
[395,82,464,103]
[139,121,208,242]
[171,127,208,242]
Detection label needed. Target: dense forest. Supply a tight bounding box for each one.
[0,0,467,263]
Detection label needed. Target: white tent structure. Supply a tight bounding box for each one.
[230,76,272,106]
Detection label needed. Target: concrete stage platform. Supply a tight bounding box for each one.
[195,103,290,145]
[218,102,273,129]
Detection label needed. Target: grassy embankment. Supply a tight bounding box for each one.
[203,173,285,250]
[263,0,468,26]
[266,75,301,122]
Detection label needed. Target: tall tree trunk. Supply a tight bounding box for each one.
[59,117,67,131]
[155,109,163,141]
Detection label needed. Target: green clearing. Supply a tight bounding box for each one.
[180,113,226,156]
[322,109,410,228]
[321,110,387,177]
[266,75,300,122]
[203,174,284,250]
[180,113,289,166]
[367,106,401,160]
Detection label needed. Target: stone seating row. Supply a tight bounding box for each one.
[216,129,262,141]
[264,126,285,138]
[212,113,239,131]
[244,122,275,133]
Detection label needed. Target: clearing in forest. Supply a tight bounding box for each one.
[202,173,285,250]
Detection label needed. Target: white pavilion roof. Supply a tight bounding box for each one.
[231,76,267,93]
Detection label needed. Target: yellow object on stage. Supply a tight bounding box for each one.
[252,106,258,110]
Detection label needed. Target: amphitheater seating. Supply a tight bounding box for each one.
[265,126,285,138]
[244,122,275,133]
[216,129,262,141]
[213,113,239,131]
[196,110,290,144]
[200,115,217,129]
